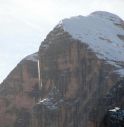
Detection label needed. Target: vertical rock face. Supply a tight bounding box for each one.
[0,53,39,127]
[0,11,124,127]
[37,12,124,127]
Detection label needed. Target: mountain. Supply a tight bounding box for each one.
[0,11,124,127]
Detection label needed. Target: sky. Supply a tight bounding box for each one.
[0,0,124,83]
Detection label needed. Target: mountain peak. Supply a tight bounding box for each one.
[58,11,124,76]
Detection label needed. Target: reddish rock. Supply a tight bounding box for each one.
[0,53,39,127]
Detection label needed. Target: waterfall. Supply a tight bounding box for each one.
[37,59,42,90]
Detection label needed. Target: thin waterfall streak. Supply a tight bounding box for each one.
[38,59,42,89]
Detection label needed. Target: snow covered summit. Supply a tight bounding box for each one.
[59,11,124,76]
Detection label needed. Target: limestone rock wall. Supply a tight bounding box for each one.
[0,53,39,127]
[37,27,124,127]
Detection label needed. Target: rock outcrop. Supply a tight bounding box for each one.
[0,11,124,127]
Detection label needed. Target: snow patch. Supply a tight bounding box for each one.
[109,107,120,112]
[38,98,58,110]
[24,53,38,62]
[114,68,124,77]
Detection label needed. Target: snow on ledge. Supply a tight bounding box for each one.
[109,107,120,112]
[37,98,58,110]
[24,53,38,62]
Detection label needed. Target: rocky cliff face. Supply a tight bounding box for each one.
[0,53,39,127]
[37,11,124,127]
[0,11,124,127]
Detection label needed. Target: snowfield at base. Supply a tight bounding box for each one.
[60,11,124,76]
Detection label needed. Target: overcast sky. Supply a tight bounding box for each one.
[0,0,124,83]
